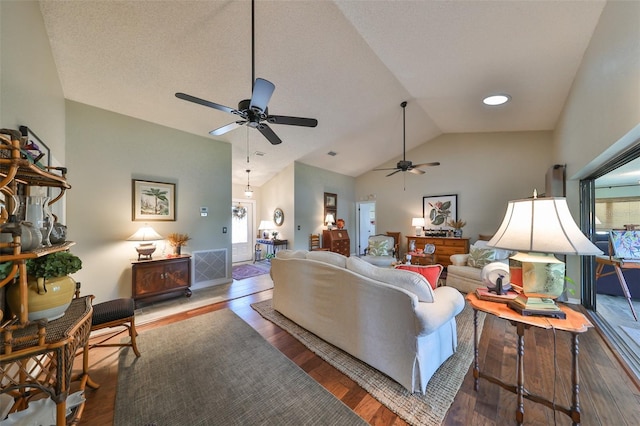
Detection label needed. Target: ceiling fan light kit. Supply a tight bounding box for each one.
[175,0,317,146]
[373,101,440,177]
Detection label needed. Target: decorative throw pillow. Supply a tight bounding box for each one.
[467,246,496,268]
[368,239,389,256]
[395,264,443,290]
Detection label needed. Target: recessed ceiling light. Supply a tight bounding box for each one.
[483,94,511,106]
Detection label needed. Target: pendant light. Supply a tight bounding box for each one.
[244,169,253,198]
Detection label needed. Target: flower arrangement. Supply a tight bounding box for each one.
[447,219,466,229]
[167,233,191,247]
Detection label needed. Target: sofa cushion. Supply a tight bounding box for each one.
[276,249,308,259]
[467,245,497,268]
[395,264,443,290]
[347,256,434,302]
[473,240,513,260]
[368,239,390,256]
[306,250,347,268]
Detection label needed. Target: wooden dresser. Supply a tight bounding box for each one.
[406,236,470,267]
[132,255,192,306]
[323,229,350,257]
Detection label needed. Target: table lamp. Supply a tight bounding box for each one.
[127,224,163,260]
[325,214,335,230]
[258,220,276,239]
[487,191,602,317]
[412,217,425,236]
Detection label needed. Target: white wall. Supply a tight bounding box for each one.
[66,101,231,302]
[553,0,640,285]
[356,131,552,252]
[0,1,65,164]
[294,163,356,252]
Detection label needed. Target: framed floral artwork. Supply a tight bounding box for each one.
[423,194,457,229]
[132,179,176,221]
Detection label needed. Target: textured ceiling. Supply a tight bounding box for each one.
[39,0,606,186]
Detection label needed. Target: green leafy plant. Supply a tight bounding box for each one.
[26,251,82,280]
[0,261,15,281]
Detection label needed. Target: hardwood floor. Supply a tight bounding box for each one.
[74,275,640,425]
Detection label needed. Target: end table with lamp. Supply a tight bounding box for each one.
[467,293,592,425]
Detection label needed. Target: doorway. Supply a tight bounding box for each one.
[356,201,376,256]
[232,199,255,263]
[581,144,640,381]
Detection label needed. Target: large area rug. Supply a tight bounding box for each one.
[251,299,485,426]
[114,308,366,425]
[232,262,270,280]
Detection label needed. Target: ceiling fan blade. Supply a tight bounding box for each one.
[409,168,426,175]
[373,167,399,171]
[209,121,246,136]
[249,78,275,113]
[386,170,402,177]
[257,123,282,145]
[175,92,236,115]
[267,115,318,127]
[412,162,441,168]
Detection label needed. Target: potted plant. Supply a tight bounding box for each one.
[447,219,466,237]
[6,251,82,321]
[167,232,191,255]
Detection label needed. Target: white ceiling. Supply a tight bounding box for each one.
[39,0,607,186]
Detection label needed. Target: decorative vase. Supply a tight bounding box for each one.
[6,275,76,321]
[0,221,42,253]
[453,229,463,238]
[173,245,181,255]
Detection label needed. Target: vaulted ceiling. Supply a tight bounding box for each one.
[39,0,606,186]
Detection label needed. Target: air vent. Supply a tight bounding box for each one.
[254,151,265,157]
[327,151,337,156]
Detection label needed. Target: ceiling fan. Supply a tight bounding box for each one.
[175,0,317,145]
[374,101,440,177]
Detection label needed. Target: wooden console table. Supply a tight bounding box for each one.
[0,296,94,425]
[255,239,289,262]
[466,293,592,425]
[595,255,638,321]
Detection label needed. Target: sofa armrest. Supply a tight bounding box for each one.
[413,287,465,336]
[450,253,469,266]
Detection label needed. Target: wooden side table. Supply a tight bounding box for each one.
[466,293,592,425]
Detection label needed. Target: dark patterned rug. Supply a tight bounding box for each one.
[231,262,270,281]
[114,308,366,425]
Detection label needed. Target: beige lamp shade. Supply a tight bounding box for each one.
[127,225,163,241]
[258,220,276,230]
[487,196,602,256]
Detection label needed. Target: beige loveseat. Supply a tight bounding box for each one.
[445,241,513,293]
[271,249,464,394]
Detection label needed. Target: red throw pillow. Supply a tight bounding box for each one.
[395,264,443,290]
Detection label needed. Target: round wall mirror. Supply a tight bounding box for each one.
[273,208,284,226]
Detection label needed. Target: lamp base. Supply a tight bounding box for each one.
[508,294,566,319]
[135,243,156,261]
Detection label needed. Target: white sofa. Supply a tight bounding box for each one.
[270,249,465,394]
[445,241,513,293]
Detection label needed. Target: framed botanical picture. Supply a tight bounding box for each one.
[132,179,176,221]
[423,194,457,229]
[324,192,337,208]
